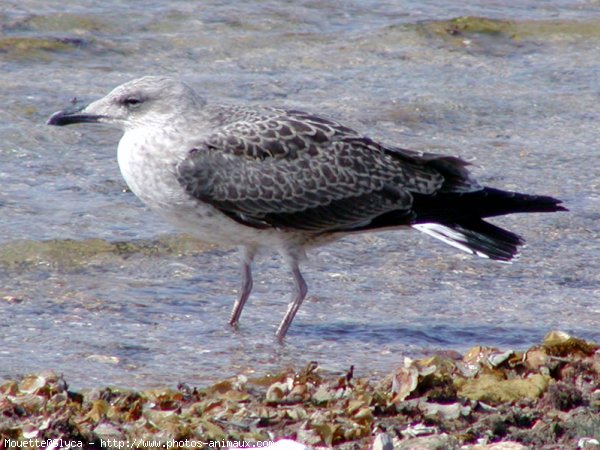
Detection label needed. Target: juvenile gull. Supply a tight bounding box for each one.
[48,76,566,340]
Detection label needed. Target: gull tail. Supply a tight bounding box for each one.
[413,220,524,261]
[410,188,567,262]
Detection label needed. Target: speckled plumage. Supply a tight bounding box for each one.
[48,76,566,340]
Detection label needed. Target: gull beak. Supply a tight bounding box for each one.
[47,102,103,126]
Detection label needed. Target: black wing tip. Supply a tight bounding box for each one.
[554,203,569,213]
[532,194,568,213]
[483,188,568,215]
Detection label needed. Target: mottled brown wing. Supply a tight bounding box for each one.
[203,107,363,160]
[203,106,481,194]
[176,134,444,232]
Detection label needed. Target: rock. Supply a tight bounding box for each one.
[396,434,459,450]
[458,373,549,403]
[372,432,393,450]
[462,442,530,450]
[400,423,438,438]
[295,424,323,447]
[419,400,471,420]
[266,381,289,403]
[578,437,600,449]
[93,422,124,441]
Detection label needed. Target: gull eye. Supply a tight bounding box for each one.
[121,96,143,108]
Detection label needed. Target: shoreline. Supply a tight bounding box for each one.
[1,331,598,449]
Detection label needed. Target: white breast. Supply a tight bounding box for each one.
[116,128,291,249]
[117,128,185,207]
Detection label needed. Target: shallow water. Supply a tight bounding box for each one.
[1,0,599,389]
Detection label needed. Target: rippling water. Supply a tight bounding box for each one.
[1,0,599,389]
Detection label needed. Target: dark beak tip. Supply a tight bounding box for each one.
[47,111,65,126]
[46,109,102,126]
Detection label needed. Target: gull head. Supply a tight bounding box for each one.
[47,76,203,131]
